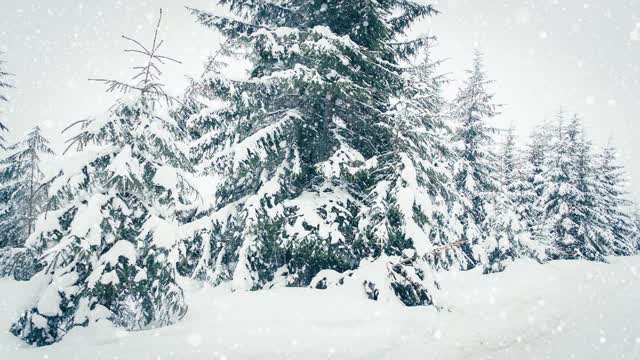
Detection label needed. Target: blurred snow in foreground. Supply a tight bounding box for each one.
[1,257,639,360]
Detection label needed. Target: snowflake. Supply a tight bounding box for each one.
[631,23,640,42]
[585,96,595,105]
[187,332,203,347]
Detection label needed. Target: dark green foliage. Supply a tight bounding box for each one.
[12,194,188,346]
[185,0,442,296]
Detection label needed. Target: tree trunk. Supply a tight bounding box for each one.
[324,93,335,131]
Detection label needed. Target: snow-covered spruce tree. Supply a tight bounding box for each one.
[372,49,464,274]
[11,11,191,346]
[0,126,55,248]
[173,42,241,284]
[186,1,447,305]
[483,128,543,273]
[525,122,553,246]
[592,143,636,255]
[539,114,607,261]
[0,127,54,280]
[450,50,499,270]
[351,48,462,303]
[0,53,12,147]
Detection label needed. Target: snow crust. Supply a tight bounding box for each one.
[2,257,640,359]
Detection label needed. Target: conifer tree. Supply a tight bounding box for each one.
[377,49,465,272]
[173,41,241,284]
[185,1,445,305]
[0,126,54,248]
[0,53,12,146]
[451,50,499,270]
[11,11,191,346]
[0,127,54,281]
[540,114,607,261]
[483,128,542,273]
[593,144,636,255]
[355,48,461,303]
[526,122,552,246]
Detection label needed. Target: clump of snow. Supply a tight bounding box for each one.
[101,241,137,265]
[36,272,79,316]
[69,194,109,246]
[282,188,353,245]
[311,254,440,307]
[152,166,179,190]
[141,215,179,250]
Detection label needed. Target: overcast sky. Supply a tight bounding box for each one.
[1,0,639,200]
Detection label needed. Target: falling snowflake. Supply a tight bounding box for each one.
[631,23,640,42]
[187,333,203,347]
[585,96,596,105]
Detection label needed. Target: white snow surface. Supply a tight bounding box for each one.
[1,257,640,359]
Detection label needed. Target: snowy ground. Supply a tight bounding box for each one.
[1,257,639,360]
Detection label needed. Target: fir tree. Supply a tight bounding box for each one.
[185,1,444,305]
[376,49,464,272]
[0,126,55,248]
[539,114,606,261]
[592,143,636,255]
[483,128,543,273]
[451,50,499,270]
[11,11,191,346]
[0,126,53,281]
[526,122,552,246]
[0,53,12,146]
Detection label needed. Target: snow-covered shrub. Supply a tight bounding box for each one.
[311,250,441,307]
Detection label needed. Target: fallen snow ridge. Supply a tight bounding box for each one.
[1,257,640,359]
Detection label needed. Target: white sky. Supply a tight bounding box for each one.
[1,0,639,200]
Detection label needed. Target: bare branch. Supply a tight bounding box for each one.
[87,7,181,104]
[155,55,182,64]
[121,35,151,55]
[61,119,90,134]
[124,49,150,56]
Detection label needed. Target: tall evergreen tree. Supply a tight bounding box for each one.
[451,50,499,270]
[11,11,191,346]
[384,49,465,273]
[0,53,12,146]
[0,126,54,248]
[483,128,542,273]
[540,114,607,261]
[0,127,54,281]
[185,1,445,305]
[526,122,552,246]
[592,143,636,255]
